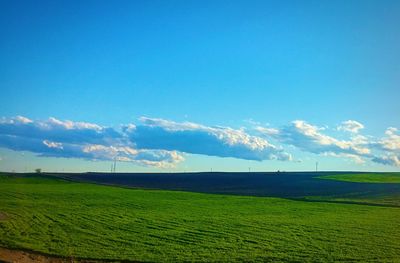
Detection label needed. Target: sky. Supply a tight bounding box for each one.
[0,0,399,172]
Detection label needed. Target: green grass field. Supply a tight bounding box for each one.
[1,173,400,262]
[318,173,400,183]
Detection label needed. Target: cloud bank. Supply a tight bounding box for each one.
[0,116,183,168]
[0,116,399,168]
[127,117,291,161]
[0,116,290,167]
[267,120,369,156]
[256,120,399,166]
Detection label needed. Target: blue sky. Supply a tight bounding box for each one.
[0,0,399,172]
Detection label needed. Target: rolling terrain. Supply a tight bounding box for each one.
[56,171,400,201]
[0,172,400,262]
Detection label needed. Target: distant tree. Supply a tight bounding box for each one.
[35,168,42,174]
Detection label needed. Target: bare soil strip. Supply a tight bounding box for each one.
[0,247,124,263]
[0,247,69,263]
[0,212,9,221]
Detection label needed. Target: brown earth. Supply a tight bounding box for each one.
[0,212,9,221]
[0,247,121,263]
[0,247,68,263]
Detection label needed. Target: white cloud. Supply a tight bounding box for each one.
[46,117,102,130]
[0,116,121,146]
[43,140,63,149]
[80,144,184,168]
[134,150,184,168]
[337,120,364,133]
[256,120,400,166]
[0,116,183,167]
[1,116,400,168]
[277,120,369,155]
[255,126,280,135]
[379,127,400,151]
[1,116,33,124]
[257,120,374,164]
[371,155,400,167]
[15,116,33,124]
[130,117,292,161]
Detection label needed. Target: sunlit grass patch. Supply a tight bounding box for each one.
[317,173,400,183]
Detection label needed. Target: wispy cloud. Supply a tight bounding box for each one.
[337,120,364,133]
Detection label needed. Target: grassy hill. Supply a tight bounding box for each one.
[0,173,400,262]
[317,173,400,183]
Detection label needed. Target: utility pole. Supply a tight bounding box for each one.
[111,157,117,173]
[315,162,319,172]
